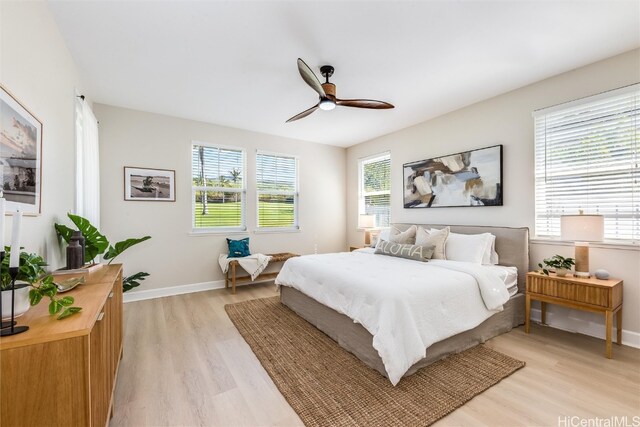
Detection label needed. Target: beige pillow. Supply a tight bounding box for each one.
[415,226,449,260]
[389,225,417,244]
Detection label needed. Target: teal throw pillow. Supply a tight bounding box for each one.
[227,238,251,258]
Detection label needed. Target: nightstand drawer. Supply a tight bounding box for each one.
[528,275,609,307]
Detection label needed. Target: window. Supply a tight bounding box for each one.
[534,84,639,242]
[359,152,391,228]
[191,143,246,231]
[256,152,298,230]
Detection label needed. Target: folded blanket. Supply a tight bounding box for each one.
[219,253,272,280]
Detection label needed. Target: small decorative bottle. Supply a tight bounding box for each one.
[66,240,83,270]
[71,231,86,266]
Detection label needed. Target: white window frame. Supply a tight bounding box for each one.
[191,141,247,233]
[255,150,300,233]
[358,151,391,229]
[533,84,639,244]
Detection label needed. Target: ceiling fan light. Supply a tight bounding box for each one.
[318,98,336,111]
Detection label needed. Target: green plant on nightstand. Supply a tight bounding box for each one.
[538,255,575,277]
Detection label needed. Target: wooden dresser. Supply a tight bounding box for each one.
[1,264,123,427]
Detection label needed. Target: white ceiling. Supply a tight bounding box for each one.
[48,1,640,147]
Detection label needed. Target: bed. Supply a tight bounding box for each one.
[276,224,529,385]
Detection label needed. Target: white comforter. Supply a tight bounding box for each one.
[275,249,511,385]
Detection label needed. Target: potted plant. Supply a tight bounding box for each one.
[1,248,81,320]
[538,255,576,277]
[55,213,151,292]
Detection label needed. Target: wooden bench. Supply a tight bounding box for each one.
[225,252,299,294]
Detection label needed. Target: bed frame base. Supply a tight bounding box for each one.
[280,286,525,379]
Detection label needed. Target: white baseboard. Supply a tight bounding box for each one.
[123,283,640,349]
[123,280,226,303]
[530,308,640,349]
[123,277,277,303]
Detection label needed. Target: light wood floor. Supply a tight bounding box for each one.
[111,284,640,427]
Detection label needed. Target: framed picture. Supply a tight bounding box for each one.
[124,167,176,201]
[403,144,503,208]
[0,85,43,214]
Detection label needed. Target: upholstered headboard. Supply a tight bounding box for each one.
[391,223,530,292]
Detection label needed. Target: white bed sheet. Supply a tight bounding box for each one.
[275,249,511,385]
[481,264,518,296]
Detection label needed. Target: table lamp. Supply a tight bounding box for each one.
[561,211,604,278]
[359,214,376,246]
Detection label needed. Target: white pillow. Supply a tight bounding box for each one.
[415,226,449,260]
[491,250,499,265]
[379,228,391,241]
[480,234,499,265]
[444,232,493,264]
[435,230,497,265]
[389,225,417,244]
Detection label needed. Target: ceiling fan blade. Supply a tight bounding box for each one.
[336,99,394,109]
[297,58,326,98]
[286,104,319,123]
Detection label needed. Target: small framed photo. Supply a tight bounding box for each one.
[1,85,43,214]
[124,167,175,202]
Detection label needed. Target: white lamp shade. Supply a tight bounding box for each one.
[359,214,376,229]
[561,214,604,242]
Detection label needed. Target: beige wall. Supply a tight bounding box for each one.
[346,50,640,339]
[95,104,346,292]
[0,1,86,268]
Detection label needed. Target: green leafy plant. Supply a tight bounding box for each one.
[29,275,82,320]
[1,247,82,320]
[538,255,576,276]
[54,214,109,263]
[1,248,47,290]
[104,237,151,263]
[55,213,151,292]
[123,272,150,292]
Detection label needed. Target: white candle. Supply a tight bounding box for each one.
[10,211,22,268]
[0,198,5,252]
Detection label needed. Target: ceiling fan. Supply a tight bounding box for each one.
[286,58,394,123]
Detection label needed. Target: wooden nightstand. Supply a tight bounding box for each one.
[525,271,623,358]
[349,246,364,252]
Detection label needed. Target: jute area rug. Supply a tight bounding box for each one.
[225,297,525,427]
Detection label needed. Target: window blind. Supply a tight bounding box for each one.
[359,153,391,228]
[256,152,298,229]
[534,84,639,242]
[191,144,245,230]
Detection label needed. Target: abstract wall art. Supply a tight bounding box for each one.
[403,145,503,208]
